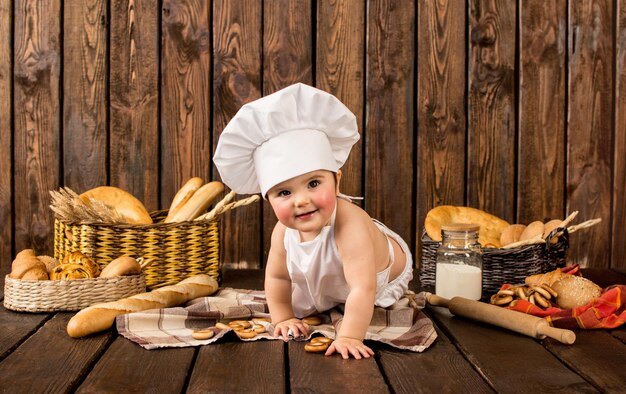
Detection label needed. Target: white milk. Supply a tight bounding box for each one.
[435,263,482,300]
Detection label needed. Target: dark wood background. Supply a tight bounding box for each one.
[1,0,625,277]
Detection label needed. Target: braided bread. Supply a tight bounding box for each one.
[66,274,219,338]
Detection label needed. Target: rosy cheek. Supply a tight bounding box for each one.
[271,202,292,223]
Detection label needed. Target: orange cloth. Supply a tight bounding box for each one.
[502,265,626,329]
[507,285,626,329]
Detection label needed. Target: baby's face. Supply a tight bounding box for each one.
[266,170,337,239]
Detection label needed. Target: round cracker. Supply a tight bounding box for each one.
[499,224,527,246]
[519,220,544,241]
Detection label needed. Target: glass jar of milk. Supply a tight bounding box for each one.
[435,223,483,300]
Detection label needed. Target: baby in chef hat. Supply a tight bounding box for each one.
[213,83,413,359]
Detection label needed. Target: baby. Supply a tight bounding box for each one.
[213,83,413,359]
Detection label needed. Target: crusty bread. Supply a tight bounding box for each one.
[551,275,602,309]
[542,219,562,244]
[99,256,141,278]
[425,205,509,248]
[80,186,152,225]
[519,220,544,242]
[525,268,568,287]
[164,177,204,222]
[10,249,49,280]
[500,224,527,246]
[37,255,60,273]
[164,181,224,223]
[66,274,219,338]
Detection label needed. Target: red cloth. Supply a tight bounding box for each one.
[502,265,626,330]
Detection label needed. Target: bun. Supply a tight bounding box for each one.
[66,274,219,338]
[164,177,204,222]
[425,205,509,248]
[10,249,49,280]
[80,186,152,225]
[37,255,60,273]
[99,256,142,278]
[164,181,224,223]
[551,275,602,309]
[542,219,562,243]
[500,224,527,246]
[525,268,568,287]
[519,220,544,241]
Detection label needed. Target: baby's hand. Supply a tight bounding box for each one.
[325,337,374,359]
[273,318,309,341]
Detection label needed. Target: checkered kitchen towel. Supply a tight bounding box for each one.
[116,288,437,351]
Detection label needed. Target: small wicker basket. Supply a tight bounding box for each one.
[419,229,568,296]
[54,211,220,290]
[3,274,146,312]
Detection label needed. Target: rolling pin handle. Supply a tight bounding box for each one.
[537,325,576,345]
[426,294,451,308]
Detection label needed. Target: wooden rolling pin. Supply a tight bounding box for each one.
[427,294,576,345]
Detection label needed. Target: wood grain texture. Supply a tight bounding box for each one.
[427,306,596,392]
[467,0,516,222]
[0,304,50,360]
[376,330,494,393]
[161,0,212,208]
[189,340,285,393]
[288,341,387,392]
[613,0,626,271]
[110,0,159,211]
[0,313,112,392]
[77,337,194,392]
[316,0,365,198]
[567,0,613,268]
[416,0,467,252]
[518,0,566,224]
[13,0,61,255]
[543,331,626,392]
[0,0,12,276]
[63,0,108,191]
[365,0,415,244]
[213,0,262,269]
[262,0,313,262]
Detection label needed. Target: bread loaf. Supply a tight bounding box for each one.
[164,181,224,223]
[66,274,219,338]
[80,186,152,225]
[164,177,204,222]
[551,275,602,309]
[519,221,544,242]
[424,205,509,248]
[10,249,49,280]
[99,256,141,278]
[500,224,527,246]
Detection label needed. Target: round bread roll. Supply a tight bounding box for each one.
[80,186,152,225]
[37,255,60,273]
[519,220,545,241]
[500,224,527,246]
[551,275,602,309]
[542,219,562,244]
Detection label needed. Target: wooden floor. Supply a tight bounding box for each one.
[1,268,625,393]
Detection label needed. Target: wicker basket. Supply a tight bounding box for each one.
[419,229,568,296]
[54,211,220,290]
[3,274,146,312]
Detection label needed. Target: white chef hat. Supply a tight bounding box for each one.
[213,83,360,196]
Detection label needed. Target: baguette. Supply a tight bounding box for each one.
[164,177,204,222]
[66,274,219,338]
[164,181,224,223]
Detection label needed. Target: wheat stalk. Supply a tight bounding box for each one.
[50,187,126,224]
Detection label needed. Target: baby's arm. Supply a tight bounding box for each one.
[265,223,308,340]
[327,220,378,359]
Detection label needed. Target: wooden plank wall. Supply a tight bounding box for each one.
[1,0,625,278]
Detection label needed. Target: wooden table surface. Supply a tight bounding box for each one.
[1,268,625,393]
